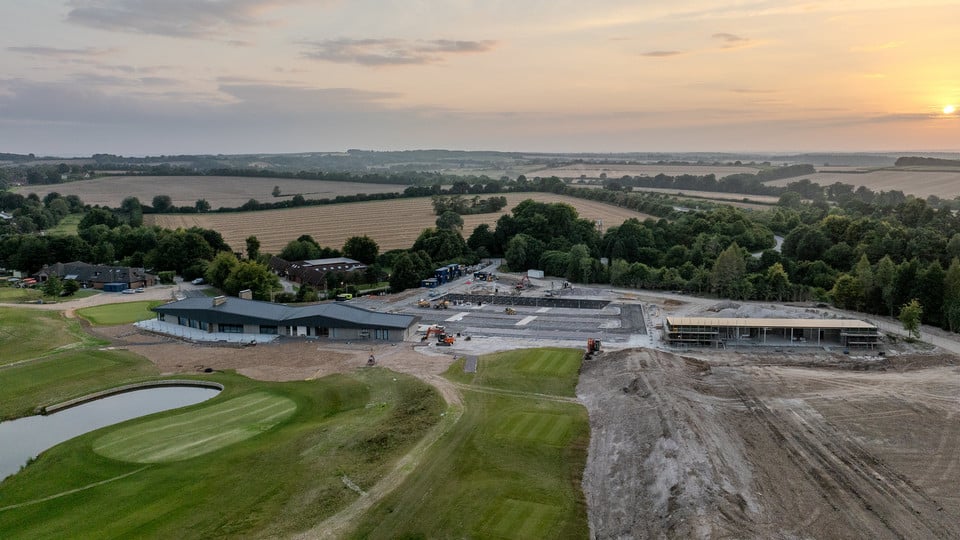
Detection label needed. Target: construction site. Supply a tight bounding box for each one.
[84,265,960,538]
[357,267,960,539]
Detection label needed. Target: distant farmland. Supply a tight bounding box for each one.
[17,176,405,208]
[765,168,960,199]
[147,193,653,253]
[531,163,761,180]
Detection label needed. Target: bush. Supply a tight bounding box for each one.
[157,271,175,284]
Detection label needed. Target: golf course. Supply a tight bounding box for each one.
[0,305,591,538]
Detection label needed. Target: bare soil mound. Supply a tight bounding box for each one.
[578,348,960,539]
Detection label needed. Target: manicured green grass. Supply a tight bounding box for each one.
[76,300,164,326]
[350,348,589,539]
[94,392,298,463]
[461,347,584,397]
[0,349,158,420]
[0,307,104,366]
[0,369,443,539]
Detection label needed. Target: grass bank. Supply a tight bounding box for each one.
[0,307,105,367]
[351,347,590,539]
[76,300,164,326]
[0,349,158,420]
[0,369,443,538]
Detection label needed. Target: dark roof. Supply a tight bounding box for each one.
[37,261,154,284]
[154,296,416,330]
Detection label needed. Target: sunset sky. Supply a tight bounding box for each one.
[1,1,958,156]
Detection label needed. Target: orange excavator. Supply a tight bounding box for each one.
[422,326,455,346]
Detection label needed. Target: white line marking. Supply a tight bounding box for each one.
[536,307,550,313]
[445,312,468,322]
[516,316,537,326]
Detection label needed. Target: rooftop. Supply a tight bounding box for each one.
[666,317,876,330]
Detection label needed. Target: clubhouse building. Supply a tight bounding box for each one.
[152,296,418,342]
[664,317,880,349]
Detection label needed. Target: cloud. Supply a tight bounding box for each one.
[7,46,111,57]
[65,0,303,38]
[640,50,686,57]
[712,32,751,48]
[300,38,497,66]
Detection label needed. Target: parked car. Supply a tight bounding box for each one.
[122,289,136,294]
[135,287,145,293]
[191,278,204,285]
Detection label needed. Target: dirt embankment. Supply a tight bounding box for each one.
[578,348,960,539]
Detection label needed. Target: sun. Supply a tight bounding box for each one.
[945,104,956,114]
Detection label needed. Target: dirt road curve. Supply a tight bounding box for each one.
[579,348,960,539]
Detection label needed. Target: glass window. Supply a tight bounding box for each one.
[218,324,243,333]
[260,325,278,335]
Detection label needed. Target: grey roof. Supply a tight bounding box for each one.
[154,296,415,329]
[303,257,362,266]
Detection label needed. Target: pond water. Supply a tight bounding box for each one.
[0,386,220,481]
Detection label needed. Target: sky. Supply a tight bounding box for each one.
[1,0,958,156]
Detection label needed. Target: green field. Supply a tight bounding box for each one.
[0,307,103,367]
[0,349,158,420]
[0,283,99,303]
[76,300,164,326]
[454,347,584,397]
[0,369,443,538]
[351,348,589,539]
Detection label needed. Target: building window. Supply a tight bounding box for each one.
[158,313,165,321]
[218,324,243,333]
[260,325,278,335]
[178,316,189,326]
[375,329,389,340]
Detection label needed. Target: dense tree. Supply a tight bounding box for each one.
[245,236,261,262]
[206,251,240,289]
[710,243,747,299]
[342,235,379,264]
[223,261,280,300]
[436,210,464,231]
[151,195,173,213]
[42,275,63,297]
[388,252,421,292]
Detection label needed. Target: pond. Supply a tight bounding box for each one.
[0,385,220,481]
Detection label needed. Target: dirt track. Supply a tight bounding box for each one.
[578,348,960,539]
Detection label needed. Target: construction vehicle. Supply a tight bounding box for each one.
[421,325,455,346]
[504,307,517,315]
[433,300,449,309]
[515,276,530,290]
[417,299,431,308]
[585,338,602,359]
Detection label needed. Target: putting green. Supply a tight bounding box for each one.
[93,392,296,463]
[496,412,573,445]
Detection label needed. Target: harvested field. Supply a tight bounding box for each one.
[146,193,653,253]
[17,176,405,208]
[579,348,960,538]
[765,169,960,199]
[629,187,779,204]
[532,164,760,179]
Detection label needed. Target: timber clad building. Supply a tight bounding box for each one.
[664,317,880,349]
[153,296,418,342]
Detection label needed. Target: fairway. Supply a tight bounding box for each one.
[350,348,589,539]
[480,499,563,540]
[467,348,584,397]
[94,392,297,463]
[76,300,164,326]
[496,412,574,445]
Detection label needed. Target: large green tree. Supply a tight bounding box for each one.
[710,242,747,299]
[223,261,280,301]
[343,235,379,264]
[898,299,923,340]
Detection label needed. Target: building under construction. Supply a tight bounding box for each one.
[663,317,881,349]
